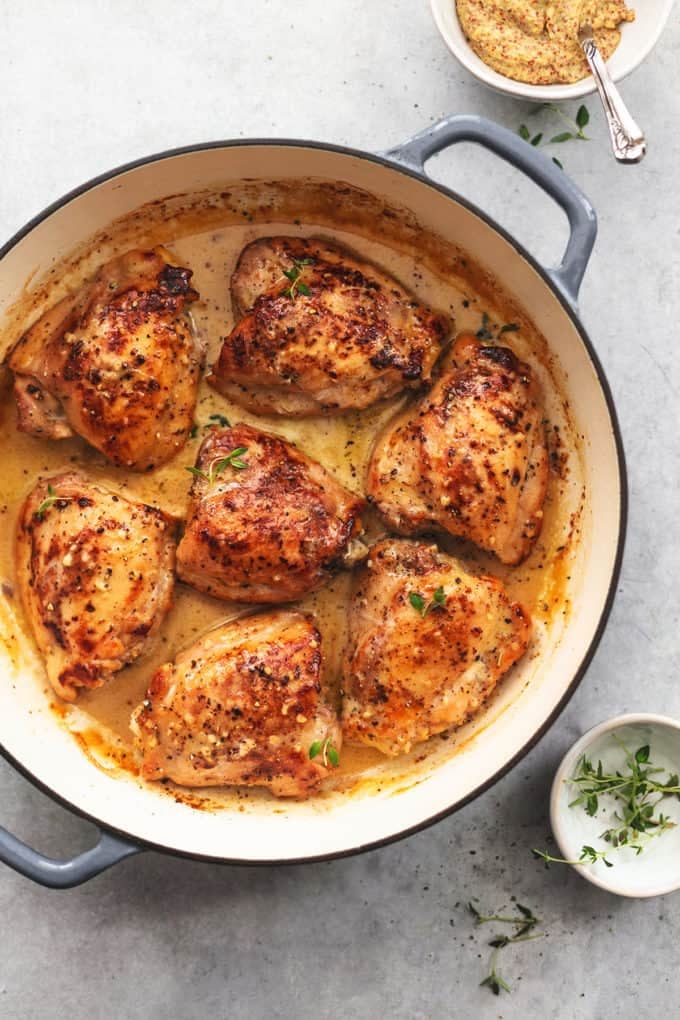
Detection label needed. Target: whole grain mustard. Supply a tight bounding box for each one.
[456,0,635,85]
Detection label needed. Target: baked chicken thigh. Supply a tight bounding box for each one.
[177,423,365,602]
[16,472,176,701]
[208,236,449,415]
[7,248,202,470]
[367,332,548,565]
[132,610,341,797]
[341,539,531,755]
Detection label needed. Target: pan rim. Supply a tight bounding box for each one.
[0,136,628,865]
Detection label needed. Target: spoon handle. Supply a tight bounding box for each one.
[579,31,646,164]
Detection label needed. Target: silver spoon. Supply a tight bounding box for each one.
[578,23,646,163]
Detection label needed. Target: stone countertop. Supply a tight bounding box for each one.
[0,3,677,1017]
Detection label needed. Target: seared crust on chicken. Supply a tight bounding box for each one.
[7,248,202,470]
[16,472,176,702]
[341,539,531,756]
[367,333,548,565]
[176,423,366,603]
[208,236,449,416]
[131,610,341,797]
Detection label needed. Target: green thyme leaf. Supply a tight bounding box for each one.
[550,131,575,144]
[208,414,231,428]
[518,124,530,141]
[309,741,322,760]
[476,311,494,341]
[185,466,209,480]
[34,484,65,521]
[530,133,543,147]
[480,971,511,996]
[327,746,340,768]
[409,587,447,617]
[552,157,564,169]
[576,104,590,130]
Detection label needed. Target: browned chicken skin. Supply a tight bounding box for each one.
[16,472,176,702]
[367,333,548,565]
[208,236,449,416]
[7,248,203,470]
[341,539,531,756]
[176,423,366,603]
[131,610,341,797]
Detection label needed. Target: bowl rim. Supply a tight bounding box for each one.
[429,0,675,102]
[550,712,680,897]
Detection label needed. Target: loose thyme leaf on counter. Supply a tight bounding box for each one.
[532,739,680,868]
[470,901,543,996]
[518,102,590,169]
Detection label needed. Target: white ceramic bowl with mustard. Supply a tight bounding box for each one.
[550,714,680,898]
[430,0,675,102]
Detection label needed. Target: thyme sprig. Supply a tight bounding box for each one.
[469,902,543,996]
[185,447,249,485]
[533,740,680,868]
[518,103,590,169]
[409,586,447,618]
[476,311,519,341]
[34,484,68,520]
[309,737,340,768]
[280,257,314,300]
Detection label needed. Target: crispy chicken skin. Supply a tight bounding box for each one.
[7,248,202,470]
[367,332,548,565]
[341,539,531,756]
[131,610,341,797]
[176,423,366,603]
[16,472,176,702]
[208,236,450,416]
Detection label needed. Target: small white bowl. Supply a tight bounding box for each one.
[430,0,674,102]
[550,714,680,898]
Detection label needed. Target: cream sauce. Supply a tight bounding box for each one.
[0,186,582,803]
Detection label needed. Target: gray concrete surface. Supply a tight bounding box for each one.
[0,2,678,1017]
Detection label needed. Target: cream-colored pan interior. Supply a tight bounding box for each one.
[0,145,621,861]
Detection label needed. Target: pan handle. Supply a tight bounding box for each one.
[0,822,142,888]
[382,114,597,308]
